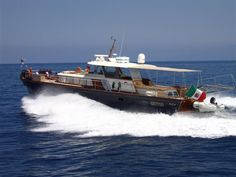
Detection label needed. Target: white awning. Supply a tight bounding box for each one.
[88,60,201,72]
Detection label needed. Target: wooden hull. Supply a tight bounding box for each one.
[21,78,192,114]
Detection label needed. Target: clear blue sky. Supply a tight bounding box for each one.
[0,0,235,63]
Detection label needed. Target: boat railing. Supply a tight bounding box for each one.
[198,74,236,93]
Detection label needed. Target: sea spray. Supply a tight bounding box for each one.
[22,93,236,138]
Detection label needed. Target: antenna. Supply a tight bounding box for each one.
[119,32,125,56]
[108,36,116,58]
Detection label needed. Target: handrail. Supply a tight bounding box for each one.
[198,74,236,93]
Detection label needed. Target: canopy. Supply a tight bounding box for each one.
[88,60,201,73]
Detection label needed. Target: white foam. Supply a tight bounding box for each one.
[21,93,236,139]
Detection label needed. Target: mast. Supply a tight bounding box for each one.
[119,32,125,56]
[108,36,116,58]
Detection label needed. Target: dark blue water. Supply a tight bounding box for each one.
[1,61,236,177]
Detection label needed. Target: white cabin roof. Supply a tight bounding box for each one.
[88,60,200,72]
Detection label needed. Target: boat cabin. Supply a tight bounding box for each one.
[57,53,200,99]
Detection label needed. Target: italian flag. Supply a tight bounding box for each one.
[186,85,206,102]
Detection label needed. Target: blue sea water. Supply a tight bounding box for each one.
[1,61,236,177]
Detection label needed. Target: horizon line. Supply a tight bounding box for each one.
[1,59,236,65]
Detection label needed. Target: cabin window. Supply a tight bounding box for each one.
[130,69,142,80]
[89,66,95,74]
[104,67,116,78]
[95,66,104,75]
[88,66,104,75]
[104,67,131,79]
[129,69,153,85]
[120,68,132,80]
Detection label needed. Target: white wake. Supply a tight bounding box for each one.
[21,93,236,138]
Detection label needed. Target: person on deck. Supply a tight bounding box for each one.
[85,66,90,73]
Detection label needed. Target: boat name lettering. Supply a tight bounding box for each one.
[168,103,177,107]
[150,101,164,107]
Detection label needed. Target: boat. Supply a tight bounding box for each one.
[20,39,233,114]
[193,101,225,113]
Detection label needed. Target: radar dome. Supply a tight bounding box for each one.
[137,53,145,64]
